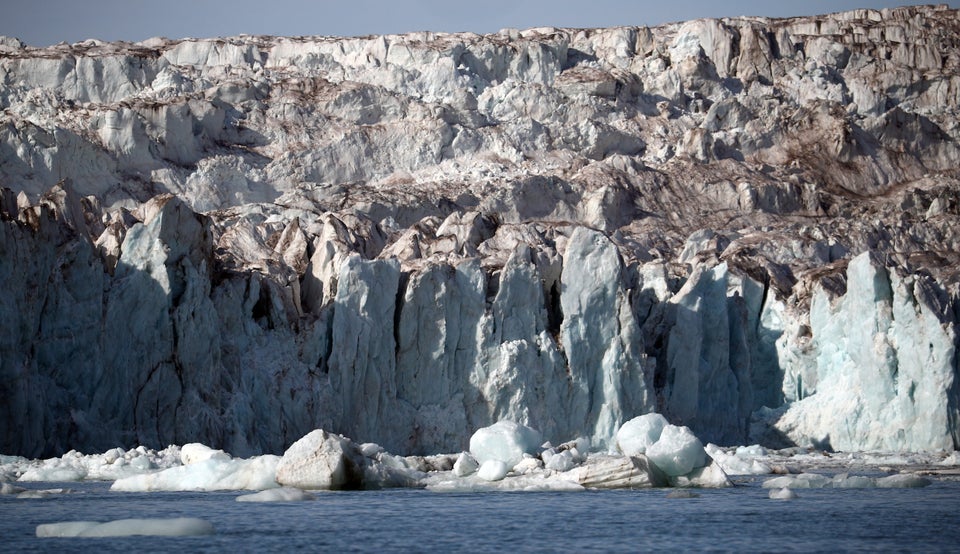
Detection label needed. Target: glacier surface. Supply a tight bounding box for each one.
[0,5,959,458]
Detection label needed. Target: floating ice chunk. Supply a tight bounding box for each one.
[127,455,154,471]
[180,443,230,465]
[36,518,214,537]
[765,472,930,489]
[18,462,86,482]
[427,473,586,493]
[876,474,931,488]
[7,446,183,483]
[275,429,366,490]
[762,473,832,489]
[469,421,542,468]
[735,445,768,458]
[513,455,543,474]
[940,451,960,466]
[101,448,124,464]
[831,473,876,488]
[704,444,771,475]
[477,460,509,481]
[615,413,668,456]
[236,487,315,502]
[564,437,591,461]
[769,488,798,500]
[17,488,71,499]
[560,454,667,489]
[646,425,706,477]
[669,460,732,488]
[1,482,26,494]
[667,490,700,498]
[359,443,382,458]
[111,455,280,492]
[453,452,479,477]
[544,450,576,472]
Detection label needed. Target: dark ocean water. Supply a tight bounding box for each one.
[4,476,960,552]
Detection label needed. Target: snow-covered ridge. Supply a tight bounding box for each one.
[1,5,959,458]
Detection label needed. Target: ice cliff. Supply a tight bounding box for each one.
[1,5,959,457]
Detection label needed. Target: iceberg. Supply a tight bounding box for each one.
[762,472,932,490]
[616,413,669,456]
[36,518,214,538]
[111,454,280,492]
[645,424,707,477]
[469,421,542,468]
[236,487,315,502]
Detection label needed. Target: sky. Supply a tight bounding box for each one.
[3,0,958,47]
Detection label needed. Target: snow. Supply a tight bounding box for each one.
[469,421,542,469]
[36,518,214,537]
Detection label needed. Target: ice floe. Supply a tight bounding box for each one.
[1,416,955,496]
[36,518,214,537]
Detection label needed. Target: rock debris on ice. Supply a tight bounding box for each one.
[0,5,959,459]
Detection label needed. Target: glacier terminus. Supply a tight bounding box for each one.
[0,4,959,461]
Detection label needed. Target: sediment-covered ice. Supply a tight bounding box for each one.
[3,6,959,462]
[36,518,214,537]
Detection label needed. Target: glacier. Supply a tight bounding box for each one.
[0,5,959,459]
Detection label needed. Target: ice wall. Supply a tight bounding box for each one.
[2,5,960,456]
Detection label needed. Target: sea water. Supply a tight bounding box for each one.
[4,476,960,552]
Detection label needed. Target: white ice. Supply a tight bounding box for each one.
[452,452,478,477]
[36,518,214,537]
[704,444,772,475]
[769,488,798,500]
[236,487,315,502]
[11,445,182,483]
[762,472,932,489]
[180,443,231,465]
[615,413,668,456]
[111,454,280,492]
[426,472,586,492]
[477,460,510,481]
[645,424,707,477]
[469,420,542,468]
